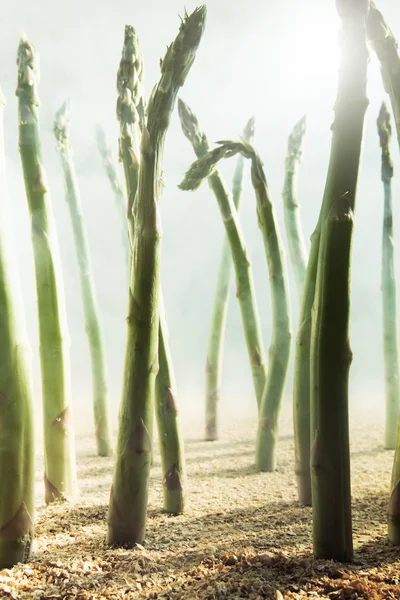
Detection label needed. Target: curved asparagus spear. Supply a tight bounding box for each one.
[367,2,400,150]
[282,116,308,299]
[0,88,35,568]
[54,101,113,457]
[107,6,206,547]
[95,125,130,272]
[16,36,77,503]
[200,114,254,441]
[178,100,267,411]
[179,140,292,471]
[377,102,400,449]
[310,0,369,561]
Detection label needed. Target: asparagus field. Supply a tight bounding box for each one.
[2,0,400,597]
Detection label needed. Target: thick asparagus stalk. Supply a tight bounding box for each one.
[107,7,206,546]
[310,200,354,561]
[180,141,291,471]
[0,88,35,568]
[293,0,369,507]
[367,2,400,150]
[377,102,400,449]
[282,116,308,299]
[178,100,267,410]
[310,0,369,561]
[95,125,130,272]
[114,23,187,516]
[201,116,254,441]
[16,36,77,503]
[53,101,113,457]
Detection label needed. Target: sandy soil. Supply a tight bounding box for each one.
[1,401,399,599]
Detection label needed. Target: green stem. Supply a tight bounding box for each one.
[178,101,267,410]
[16,36,77,503]
[310,0,369,561]
[108,7,206,546]
[155,294,187,514]
[0,88,35,569]
[310,200,354,562]
[367,2,400,151]
[282,116,308,299]
[204,117,254,441]
[54,101,113,457]
[377,102,400,449]
[95,125,130,273]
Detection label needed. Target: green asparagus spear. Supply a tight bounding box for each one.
[310,0,369,560]
[201,115,254,441]
[54,100,113,457]
[0,88,35,568]
[180,140,292,471]
[16,36,77,503]
[95,125,130,273]
[282,116,308,299]
[107,7,206,546]
[178,100,267,411]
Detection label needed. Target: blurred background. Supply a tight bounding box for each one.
[0,0,399,428]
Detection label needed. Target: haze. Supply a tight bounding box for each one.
[0,0,399,427]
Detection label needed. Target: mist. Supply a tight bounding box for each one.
[1,0,399,429]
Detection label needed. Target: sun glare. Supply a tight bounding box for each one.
[276,10,341,113]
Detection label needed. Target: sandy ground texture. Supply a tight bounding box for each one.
[1,400,400,599]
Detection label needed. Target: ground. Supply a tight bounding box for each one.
[1,400,399,599]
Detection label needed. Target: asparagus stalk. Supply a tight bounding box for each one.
[367,2,400,150]
[53,101,113,457]
[95,125,130,272]
[293,0,369,507]
[155,294,187,514]
[377,102,400,449]
[201,116,254,441]
[282,116,308,299]
[114,24,187,516]
[180,141,292,471]
[310,0,369,561]
[107,7,206,546]
[310,199,355,562]
[178,100,267,411]
[16,36,77,503]
[0,88,35,568]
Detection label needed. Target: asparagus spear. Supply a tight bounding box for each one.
[107,7,206,546]
[178,100,267,411]
[16,36,77,503]
[114,23,188,516]
[367,2,400,150]
[310,0,369,560]
[293,0,370,507]
[180,140,292,471]
[54,100,113,457]
[282,116,308,299]
[200,114,254,441]
[95,125,130,273]
[0,88,35,568]
[376,102,400,449]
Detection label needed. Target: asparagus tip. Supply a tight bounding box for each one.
[53,99,71,144]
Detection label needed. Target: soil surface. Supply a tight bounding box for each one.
[1,401,399,599]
